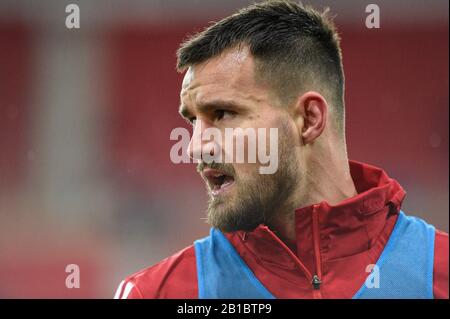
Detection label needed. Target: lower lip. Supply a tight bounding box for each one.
[211,180,235,197]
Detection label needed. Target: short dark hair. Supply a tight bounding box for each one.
[177,0,345,133]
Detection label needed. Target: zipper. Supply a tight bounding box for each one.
[264,227,314,284]
[263,204,324,298]
[311,205,323,298]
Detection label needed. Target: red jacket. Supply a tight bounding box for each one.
[115,161,449,299]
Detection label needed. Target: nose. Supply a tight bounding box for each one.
[188,119,220,162]
[187,119,202,161]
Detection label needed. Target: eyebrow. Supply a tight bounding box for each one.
[179,99,247,119]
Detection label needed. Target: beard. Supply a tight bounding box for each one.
[198,123,301,233]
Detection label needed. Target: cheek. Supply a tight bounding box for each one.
[219,112,295,168]
[253,116,296,165]
[232,162,261,185]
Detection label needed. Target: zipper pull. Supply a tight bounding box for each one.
[312,275,322,290]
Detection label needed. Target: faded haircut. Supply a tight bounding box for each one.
[177,0,346,134]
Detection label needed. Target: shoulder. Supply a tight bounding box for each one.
[433,229,449,299]
[114,245,198,299]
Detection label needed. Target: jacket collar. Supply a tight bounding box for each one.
[294,160,405,264]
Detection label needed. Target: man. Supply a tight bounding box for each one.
[115,0,448,299]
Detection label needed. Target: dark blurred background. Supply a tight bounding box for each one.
[0,0,448,298]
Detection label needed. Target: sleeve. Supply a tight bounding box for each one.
[433,230,449,299]
[112,245,198,299]
[113,279,144,299]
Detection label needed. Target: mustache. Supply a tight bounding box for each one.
[196,161,236,176]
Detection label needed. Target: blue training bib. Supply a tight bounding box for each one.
[194,211,435,299]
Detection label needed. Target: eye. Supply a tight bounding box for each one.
[215,109,235,121]
[188,117,196,124]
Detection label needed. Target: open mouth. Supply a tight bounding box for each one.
[202,168,235,196]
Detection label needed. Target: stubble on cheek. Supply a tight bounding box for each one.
[206,115,301,232]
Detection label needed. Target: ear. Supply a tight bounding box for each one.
[294,91,328,145]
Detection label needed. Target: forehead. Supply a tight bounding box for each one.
[180,46,268,105]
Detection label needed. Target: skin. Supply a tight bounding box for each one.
[179,46,357,245]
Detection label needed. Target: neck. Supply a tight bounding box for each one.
[267,147,357,245]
